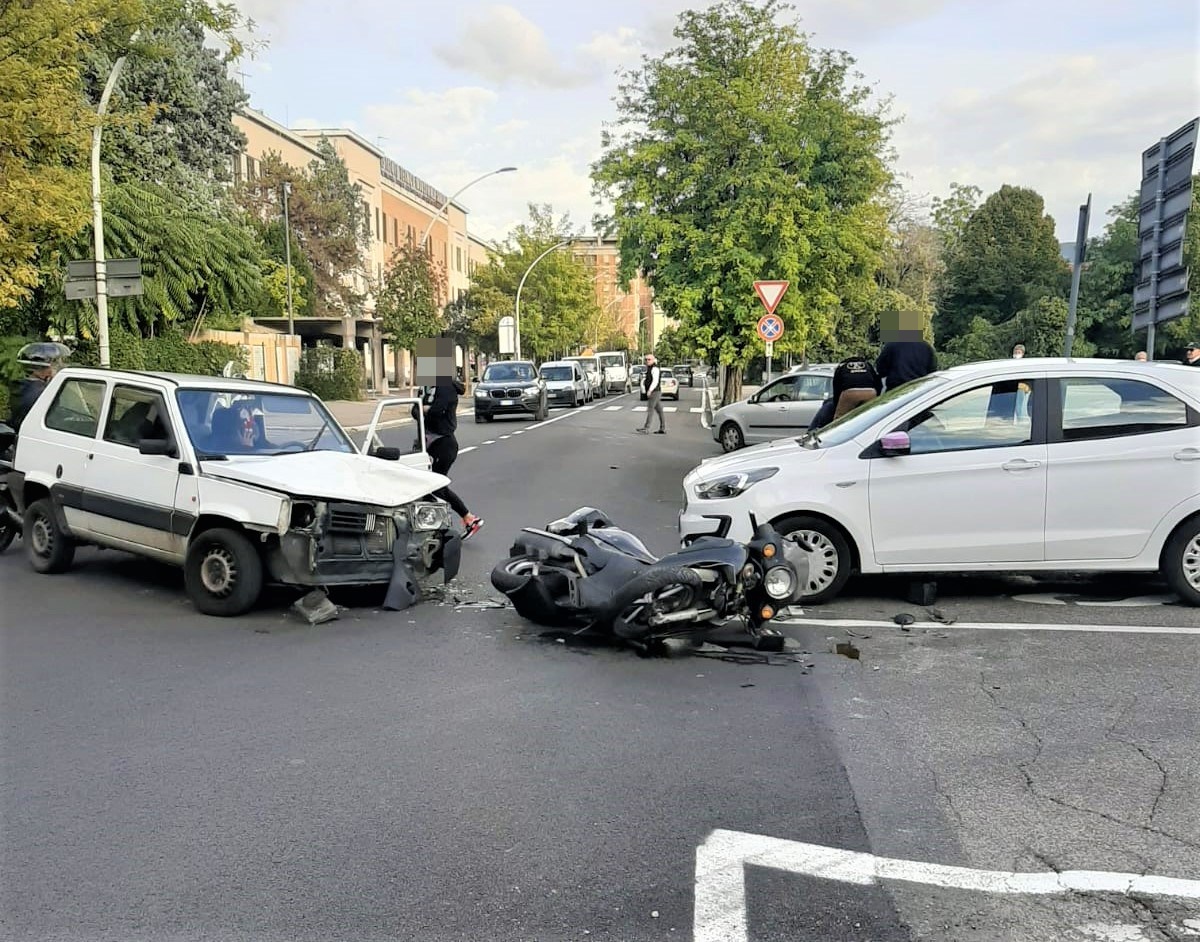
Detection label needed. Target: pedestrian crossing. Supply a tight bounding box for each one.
[603,404,703,413]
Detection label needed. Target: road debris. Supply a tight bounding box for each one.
[292,589,339,625]
[834,641,861,660]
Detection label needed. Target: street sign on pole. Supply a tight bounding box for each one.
[753,281,789,315]
[764,341,774,358]
[498,315,515,356]
[65,257,143,301]
[1062,194,1092,357]
[756,314,784,342]
[1132,117,1198,357]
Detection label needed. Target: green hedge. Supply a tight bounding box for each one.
[72,329,247,376]
[294,346,363,401]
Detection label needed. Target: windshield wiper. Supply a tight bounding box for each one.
[195,451,228,461]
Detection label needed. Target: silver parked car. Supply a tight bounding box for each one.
[711,367,834,452]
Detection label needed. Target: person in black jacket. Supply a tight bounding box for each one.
[1184,341,1200,366]
[876,337,938,392]
[421,374,483,540]
[9,342,72,433]
[809,356,882,431]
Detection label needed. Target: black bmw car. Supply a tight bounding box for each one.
[473,360,548,423]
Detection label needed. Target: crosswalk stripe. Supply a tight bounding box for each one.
[633,406,647,412]
[664,407,678,412]
[604,405,622,411]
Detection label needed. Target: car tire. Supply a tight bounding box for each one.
[772,515,853,604]
[0,516,16,553]
[475,412,485,424]
[1163,516,1200,606]
[184,527,264,617]
[718,421,744,452]
[24,497,75,574]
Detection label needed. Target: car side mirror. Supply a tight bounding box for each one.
[879,431,911,456]
[373,446,401,461]
[138,438,176,457]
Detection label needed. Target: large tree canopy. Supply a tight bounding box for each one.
[591,0,894,400]
[935,184,1070,343]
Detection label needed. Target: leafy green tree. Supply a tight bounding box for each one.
[936,184,1070,343]
[467,204,599,361]
[0,0,252,316]
[591,0,894,402]
[237,145,369,317]
[87,18,248,194]
[930,183,982,268]
[376,243,445,354]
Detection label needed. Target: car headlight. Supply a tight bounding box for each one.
[694,467,779,500]
[411,502,450,530]
[523,387,539,397]
[763,565,794,599]
[474,387,488,398]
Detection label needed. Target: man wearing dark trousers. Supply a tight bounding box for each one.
[423,373,483,540]
[637,353,666,434]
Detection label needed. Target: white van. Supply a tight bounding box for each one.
[596,351,632,395]
[565,355,605,398]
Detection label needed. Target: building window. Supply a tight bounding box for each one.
[232,155,242,185]
[456,247,463,272]
[382,212,388,244]
[375,207,381,240]
[407,224,415,246]
[393,219,398,244]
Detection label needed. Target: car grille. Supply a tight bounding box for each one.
[491,388,527,399]
[323,504,394,558]
[329,507,370,532]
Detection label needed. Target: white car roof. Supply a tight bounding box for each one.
[540,361,577,368]
[53,367,315,396]
[940,356,1200,387]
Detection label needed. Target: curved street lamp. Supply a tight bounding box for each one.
[418,166,517,251]
[514,240,570,360]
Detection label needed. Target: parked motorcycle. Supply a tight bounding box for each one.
[0,422,20,553]
[490,507,807,653]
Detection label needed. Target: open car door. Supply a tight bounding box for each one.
[363,398,432,472]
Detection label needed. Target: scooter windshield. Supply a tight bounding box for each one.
[591,529,657,564]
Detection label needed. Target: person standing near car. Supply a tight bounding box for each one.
[9,342,72,433]
[423,373,483,540]
[637,353,666,435]
[810,355,882,431]
[1183,342,1200,366]
[876,312,939,392]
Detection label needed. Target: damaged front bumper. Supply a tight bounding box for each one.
[265,499,462,590]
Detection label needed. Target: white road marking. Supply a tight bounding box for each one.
[664,406,678,412]
[458,446,476,454]
[579,405,595,411]
[605,406,622,411]
[633,406,647,412]
[1012,592,1177,607]
[500,435,511,439]
[694,828,1200,942]
[482,440,497,445]
[512,430,525,435]
[775,616,1200,635]
[690,407,703,413]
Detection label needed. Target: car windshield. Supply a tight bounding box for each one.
[541,366,573,381]
[176,389,355,458]
[484,363,535,383]
[598,355,624,369]
[661,370,674,378]
[802,374,950,448]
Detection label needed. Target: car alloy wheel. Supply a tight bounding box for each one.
[719,422,744,452]
[790,529,841,596]
[1184,534,1200,591]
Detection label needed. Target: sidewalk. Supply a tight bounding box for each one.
[326,396,473,432]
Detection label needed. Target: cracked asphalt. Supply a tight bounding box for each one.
[2,387,1198,941]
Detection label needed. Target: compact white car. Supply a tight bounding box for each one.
[8,369,461,616]
[679,359,1200,605]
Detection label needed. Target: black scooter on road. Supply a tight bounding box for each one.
[490,507,808,655]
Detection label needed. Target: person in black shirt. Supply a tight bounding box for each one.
[876,337,938,392]
[9,342,72,433]
[421,374,483,540]
[810,357,882,431]
[1184,342,1200,366]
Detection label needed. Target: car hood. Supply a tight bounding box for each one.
[687,437,823,479]
[478,379,537,388]
[201,451,450,506]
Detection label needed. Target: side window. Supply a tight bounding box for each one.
[103,386,173,447]
[903,380,1034,455]
[1060,378,1191,441]
[794,375,832,401]
[759,377,797,402]
[44,379,106,438]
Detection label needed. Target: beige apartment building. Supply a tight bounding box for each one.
[571,237,658,350]
[233,107,476,391]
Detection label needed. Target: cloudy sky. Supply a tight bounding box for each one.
[232,0,1199,243]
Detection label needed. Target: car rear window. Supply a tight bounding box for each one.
[44,379,106,438]
[541,367,573,381]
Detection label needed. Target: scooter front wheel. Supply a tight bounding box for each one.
[607,567,706,641]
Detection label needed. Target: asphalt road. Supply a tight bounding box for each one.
[2,386,1197,942]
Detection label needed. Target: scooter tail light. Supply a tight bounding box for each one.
[760,605,775,620]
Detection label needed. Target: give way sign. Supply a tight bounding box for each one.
[753,280,789,315]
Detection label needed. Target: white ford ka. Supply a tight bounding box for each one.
[8,368,462,616]
[679,359,1200,605]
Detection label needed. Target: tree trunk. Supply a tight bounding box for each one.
[721,365,742,406]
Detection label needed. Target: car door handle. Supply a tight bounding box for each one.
[1175,449,1200,461]
[1002,459,1041,471]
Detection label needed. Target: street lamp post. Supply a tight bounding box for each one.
[418,166,517,251]
[282,181,295,335]
[93,29,140,368]
[514,240,570,361]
